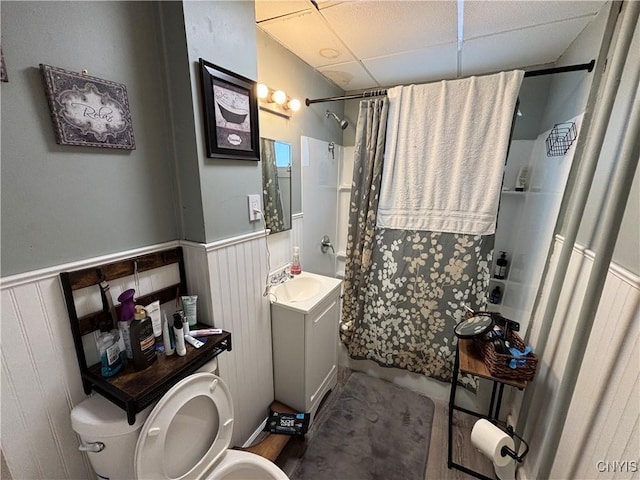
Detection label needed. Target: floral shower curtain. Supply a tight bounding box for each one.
[340,101,494,391]
[260,138,285,232]
[340,98,389,348]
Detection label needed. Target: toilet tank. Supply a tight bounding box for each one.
[71,358,218,479]
[71,394,151,480]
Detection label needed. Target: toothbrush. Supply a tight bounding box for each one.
[189,328,223,336]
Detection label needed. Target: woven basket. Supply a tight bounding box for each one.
[475,329,538,382]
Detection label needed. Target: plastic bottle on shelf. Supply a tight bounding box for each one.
[96,330,123,378]
[489,286,502,304]
[172,314,187,357]
[494,251,508,279]
[130,306,157,370]
[117,289,136,359]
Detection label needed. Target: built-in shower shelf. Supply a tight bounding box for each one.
[339,185,352,191]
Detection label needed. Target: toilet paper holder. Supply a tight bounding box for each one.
[493,421,530,463]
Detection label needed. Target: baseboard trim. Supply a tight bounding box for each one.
[242,416,269,448]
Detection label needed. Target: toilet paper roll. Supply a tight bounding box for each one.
[470,419,515,467]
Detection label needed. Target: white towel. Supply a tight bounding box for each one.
[377,70,524,235]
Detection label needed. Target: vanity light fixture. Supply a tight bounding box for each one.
[257,83,300,118]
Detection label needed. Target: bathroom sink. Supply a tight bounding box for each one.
[274,276,322,302]
[270,271,342,313]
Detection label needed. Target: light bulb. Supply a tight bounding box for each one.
[257,83,269,100]
[288,98,301,112]
[272,90,287,105]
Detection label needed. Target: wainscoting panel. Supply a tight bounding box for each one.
[267,213,304,272]
[517,236,639,479]
[0,239,272,479]
[2,277,98,479]
[205,234,275,445]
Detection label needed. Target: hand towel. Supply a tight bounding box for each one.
[377,70,524,235]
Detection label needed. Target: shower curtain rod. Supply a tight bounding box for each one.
[305,59,596,105]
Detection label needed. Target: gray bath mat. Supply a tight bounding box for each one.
[291,372,435,480]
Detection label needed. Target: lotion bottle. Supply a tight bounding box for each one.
[173,313,187,357]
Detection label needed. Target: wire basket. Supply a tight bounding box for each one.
[475,328,538,382]
[546,122,577,157]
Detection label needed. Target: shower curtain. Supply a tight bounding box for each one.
[341,98,388,348]
[260,138,285,232]
[341,73,521,389]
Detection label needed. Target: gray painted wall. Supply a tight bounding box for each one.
[157,1,206,243]
[1,1,179,276]
[576,10,639,273]
[256,28,345,215]
[547,2,639,274]
[181,0,264,243]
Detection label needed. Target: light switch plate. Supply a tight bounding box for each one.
[248,194,261,222]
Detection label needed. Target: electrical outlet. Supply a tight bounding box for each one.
[248,194,261,222]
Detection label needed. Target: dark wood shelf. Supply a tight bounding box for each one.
[84,329,231,424]
[60,246,233,424]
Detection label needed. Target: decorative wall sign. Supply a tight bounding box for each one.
[1,47,7,82]
[199,58,259,160]
[40,64,135,149]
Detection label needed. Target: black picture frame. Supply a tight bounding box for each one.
[199,59,260,161]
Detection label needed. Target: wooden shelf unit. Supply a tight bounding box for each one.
[60,246,232,424]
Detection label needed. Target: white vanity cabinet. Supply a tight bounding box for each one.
[270,272,342,421]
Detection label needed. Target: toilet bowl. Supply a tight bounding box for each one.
[71,359,289,480]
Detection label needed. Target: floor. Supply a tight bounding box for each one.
[276,368,496,480]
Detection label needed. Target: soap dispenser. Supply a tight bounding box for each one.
[291,246,302,275]
[130,305,157,370]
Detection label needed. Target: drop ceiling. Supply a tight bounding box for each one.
[256,0,607,92]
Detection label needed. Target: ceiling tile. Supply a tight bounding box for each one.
[259,10,355,67]
[464,1,605,40]
[320,1,457,59]
[254,1,311,23]
[317,61,378,91]
[461,16,592,76]
[363,43,458,88]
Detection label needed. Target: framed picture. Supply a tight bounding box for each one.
[1,47,8,82]
[199,59,259,161]
[40,64,135,149]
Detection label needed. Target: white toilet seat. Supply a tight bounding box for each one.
[135,373,234,480]
[207,450,290,480]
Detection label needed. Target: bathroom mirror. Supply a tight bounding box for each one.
[260,138,292,233]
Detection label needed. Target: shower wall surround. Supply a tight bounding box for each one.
[489,114,583,334]
[301,136,339,277]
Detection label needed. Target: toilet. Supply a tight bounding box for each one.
[71,359,289,480]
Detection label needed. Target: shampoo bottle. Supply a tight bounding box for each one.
[173,313,187,357]
[291,246,301,275]
[130,306,157,371]
[489,286,502,304]
[494,252,509,279]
